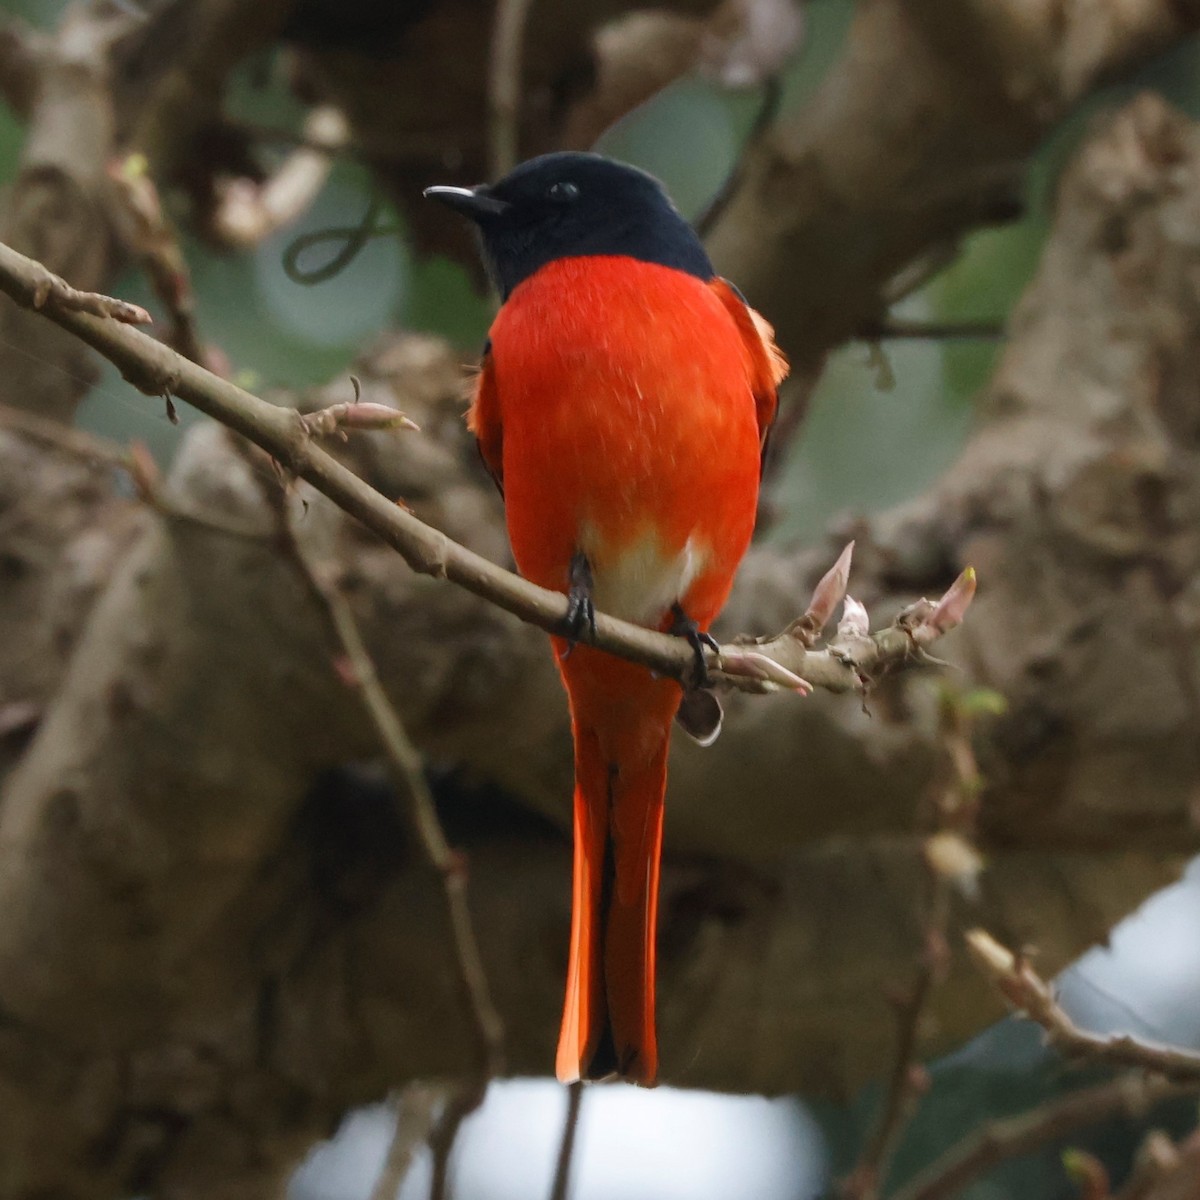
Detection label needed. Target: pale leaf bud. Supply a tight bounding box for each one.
[838,595,870,640]
[915,566,976,644]
[924,831,984,898]
[719,647,812,694]
[798,540,853,639]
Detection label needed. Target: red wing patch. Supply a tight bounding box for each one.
[708,277,788,458]
[468,341,504,494]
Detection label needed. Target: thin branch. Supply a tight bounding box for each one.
[296,528,504,1070]
[966,930,1200,1083]
[369,1086,441,1200]
[842,691,985,1199]
[204,372,508,1199]
[858,318,1006,342]
[889,1076,1197,1200]
[487,0,535,178]
[842,931,938,1199]
[548,1083,585,1200]
[427,1084,488,1200]
[1116,1128,1200,1200]
[0,401,130,468]
[0,402,270,541]
[234,458,505,1200]
[695,75,782,239]
[238,443,505,1197]
[107,153,208,367]
[0,238,974,700]
[0,401,286,548]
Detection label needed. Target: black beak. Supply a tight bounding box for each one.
[423,185,510,221]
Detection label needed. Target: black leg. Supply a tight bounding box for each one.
[563,552,596,649]
[668,603,719,688]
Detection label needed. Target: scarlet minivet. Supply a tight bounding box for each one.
[427,153,787,1084]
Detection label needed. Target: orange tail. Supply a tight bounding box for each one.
[554,647,677,1086]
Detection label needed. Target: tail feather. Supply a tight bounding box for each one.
[603,748,666,1079]
[555,649,675,1086]
[555,725,612,1082]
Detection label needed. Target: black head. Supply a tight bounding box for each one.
[424,152,713,300]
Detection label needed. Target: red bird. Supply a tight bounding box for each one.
[426,154,787,1085]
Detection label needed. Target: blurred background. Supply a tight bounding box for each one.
[2,1,1199,1198]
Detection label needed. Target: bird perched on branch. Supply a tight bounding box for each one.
[426,152,787,1085]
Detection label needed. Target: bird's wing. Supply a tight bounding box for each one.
[708,278,789,462]
[467,338,504,495]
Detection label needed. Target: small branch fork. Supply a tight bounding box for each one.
[949,930,1200,1199]
[965,930,1200,1084]
[0,241,977,703]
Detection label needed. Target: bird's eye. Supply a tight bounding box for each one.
[547,181,580,203]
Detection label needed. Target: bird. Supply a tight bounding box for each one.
[425,152,787,1085]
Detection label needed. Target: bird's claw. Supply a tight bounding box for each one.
[564,589,596,642]
[669,605,719,688]
[561,552,596,658]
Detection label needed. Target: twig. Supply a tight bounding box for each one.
[0,699,40,740]
[0,401,130,467]
[0,403,280,541]
[107,152,208,367]
[548,1082,585,1200]
[1116,1128,1200,1200]
[879,246,962,309]
[369,1086,441,1200]
[966,930,1200,1083]
[287,519,503,1181]
[216,379,505,1200]
[255,475,503,1196]
[889,1075,1197,1200]
[858,318,1005,342]
[841,691,985,1199]
[214,105,351,250]
[487,0,535,177]
[695,75,782,239]
[426,1084,489,1200]
[0,238,975,701]
[842,944,938,1199]
[25,259,150,325]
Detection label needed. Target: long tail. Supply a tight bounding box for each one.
[554,646,678,1086]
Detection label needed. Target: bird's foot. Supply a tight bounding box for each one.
[668,604,719,688]
[561,552,596,658]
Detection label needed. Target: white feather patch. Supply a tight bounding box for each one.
[581,525,710,626]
